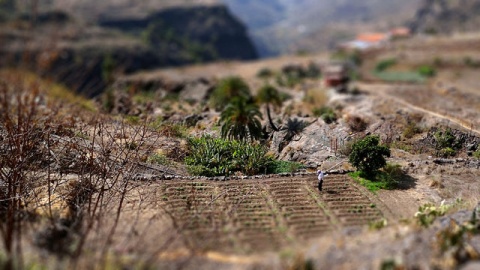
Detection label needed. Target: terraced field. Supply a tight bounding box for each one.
[155,174,384,253]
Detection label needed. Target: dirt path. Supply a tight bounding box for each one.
[358,82,480,136]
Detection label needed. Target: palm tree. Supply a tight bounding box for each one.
[283,118,307,142]
[277,118,309,152]
[256,84,283,132]
[209,76,252,111]
[219,97,263,141]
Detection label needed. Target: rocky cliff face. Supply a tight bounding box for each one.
[0,4,257,97]
[99,5,257,63]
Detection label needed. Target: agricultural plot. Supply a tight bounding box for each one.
[155,175,384,253]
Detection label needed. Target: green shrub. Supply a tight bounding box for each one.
[306,62,321,78]
[349,135,390,176]
[125,115,140,125]
[157,123,188,138]
[434,128,458,150]
[369,218,387,230]
[473,149,480,159]
[185,136,273,176]
[147,153,170,166]
[417,65,436,77]
[463,57,480,68]
[256,68,274,79]
[125,141,138,150]
[350,164,404,193]
[313,106,337,124]
[377,163,404,188]
[275,73,302,88]
[402,122,422,139]
[103,88,115,113]
[375,58,397,72]
[414,200,459,228]
[433,57,444,67]
[209,77,252,111]
[439,147,456,158]
[267,160,305,174]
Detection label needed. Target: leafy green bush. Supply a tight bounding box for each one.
[377,163,404,188]
[125,115,140,125]
[350,163,405,193]
[209,77,252,111]
[147,152,170,166]
[439,147,456,158]
[473,149,480,159]
[415,200,458,228]
[417,65,436,77]
[369,218,387,230]
[275,73,302,88]
[349,135,390,176]
[185,136,273,176]
[267,160,305,174]
[313,106,337,124]
[256,68,274,79]
[375,58,397,72]
[435,128,456,148]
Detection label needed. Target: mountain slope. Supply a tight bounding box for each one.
[223,0,420,56]
[410,0,480,34]
[0,3,257,97]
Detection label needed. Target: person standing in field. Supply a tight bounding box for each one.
[317,170,325,192]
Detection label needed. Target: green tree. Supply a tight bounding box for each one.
[210,76,252,111]
[219,97,263,141]
[349,135,391,176]
[256,84,283,131]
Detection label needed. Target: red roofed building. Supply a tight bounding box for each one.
[356,32,390,47]
[340,32,391,51]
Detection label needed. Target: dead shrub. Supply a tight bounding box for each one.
[338,138,358,157]
[346,115,368,132]
[403,122,422,139]
[157,122,188,138]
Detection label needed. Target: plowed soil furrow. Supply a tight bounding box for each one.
[151,175,386,253]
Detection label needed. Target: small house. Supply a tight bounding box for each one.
[323,62,349,89]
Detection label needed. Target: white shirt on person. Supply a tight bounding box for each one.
[317,170,324,181]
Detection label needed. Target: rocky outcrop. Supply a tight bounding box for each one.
[410,0,480,34]
[0,5,257,97]
[99,5,258,63]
